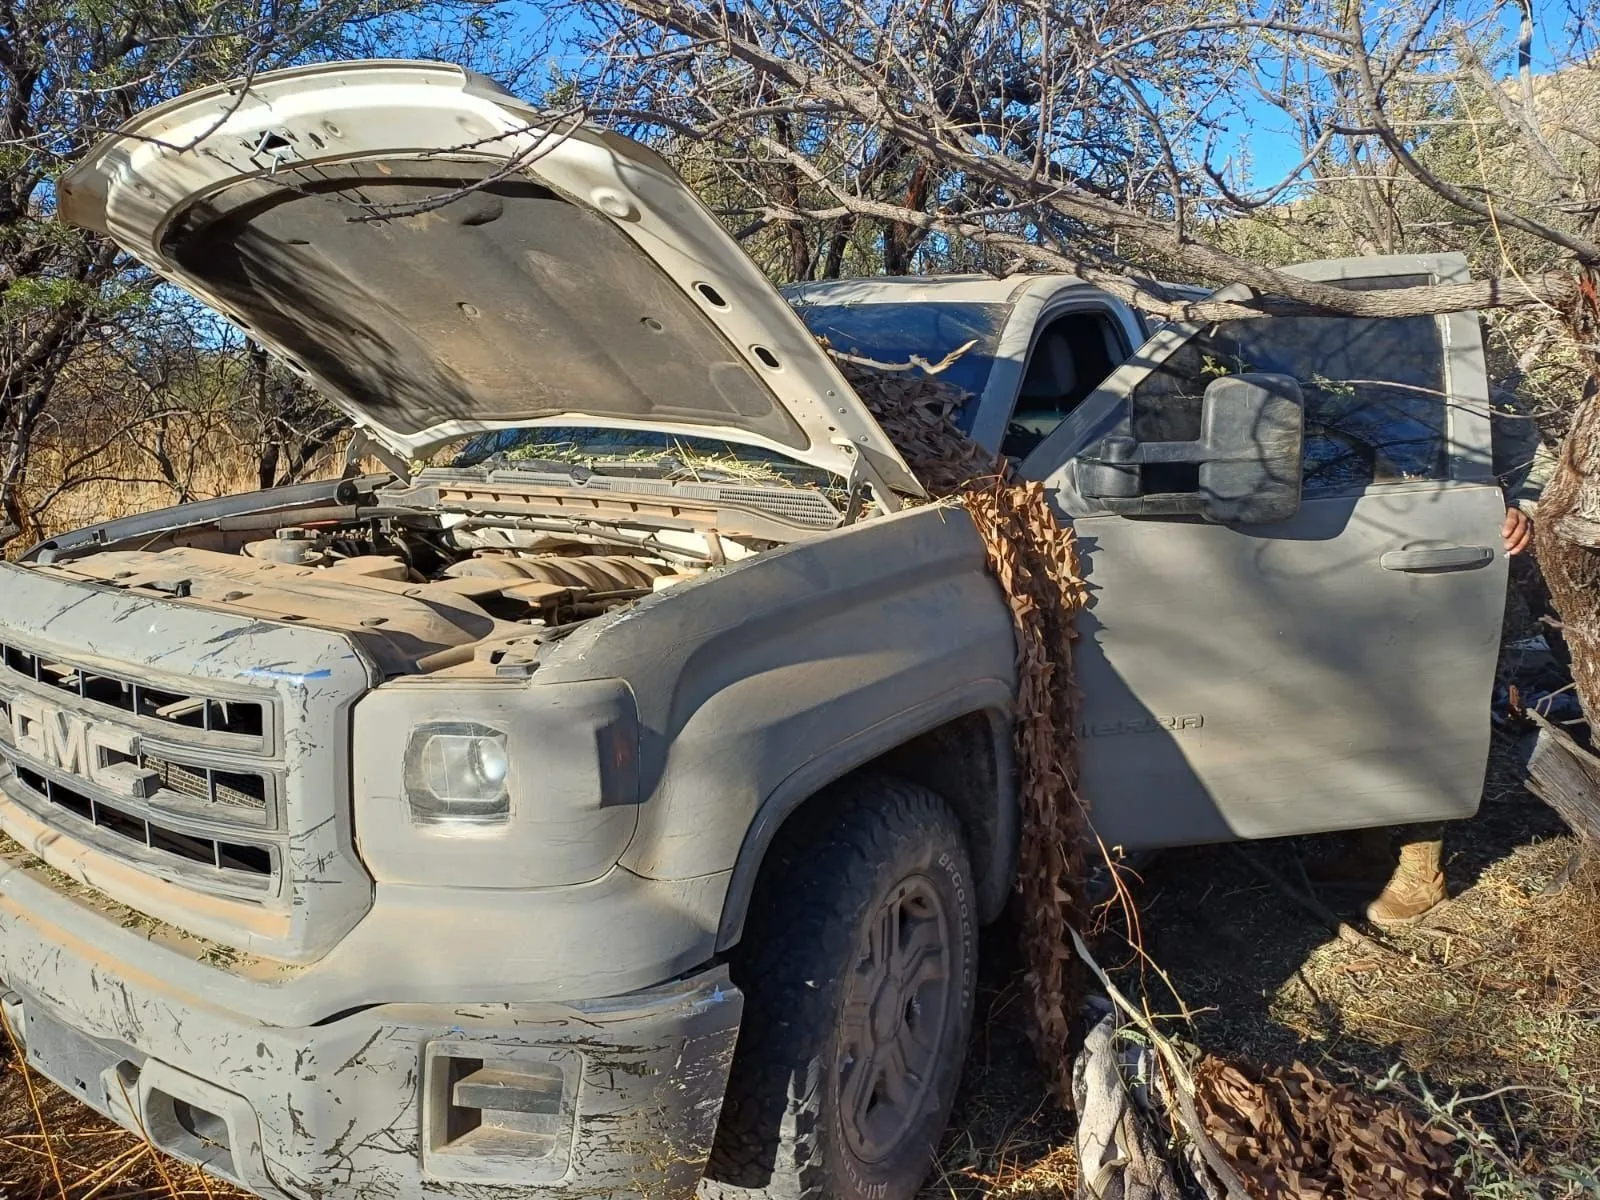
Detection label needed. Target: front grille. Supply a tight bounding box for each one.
[143,756,270,821]
[0,642,282,902]
[12,763,274,885]
[0,638,265,746]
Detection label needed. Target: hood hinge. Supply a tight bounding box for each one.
[345,426,414,485]
[836,439,902,524]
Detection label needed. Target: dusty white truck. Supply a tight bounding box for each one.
[0,60,1508,1200]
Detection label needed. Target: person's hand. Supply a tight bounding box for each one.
[1502,506,1533,556]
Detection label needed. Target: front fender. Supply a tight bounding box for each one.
[714,682,1016,949]
[537,504,1018,934]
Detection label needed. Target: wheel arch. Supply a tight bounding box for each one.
[714,683,1017,951]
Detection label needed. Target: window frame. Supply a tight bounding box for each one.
[999,305,1137,459]
[968,284,1145,453]
[1282,254,1492,488]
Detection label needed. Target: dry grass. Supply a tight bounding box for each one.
[13,415,352,549]
[0,1032,251,1200]
[21,477,241,546]
[1113,780,1600,1197]
[15,412,254,545]
[908,717,1600,1199]
[919,957,1079,1199]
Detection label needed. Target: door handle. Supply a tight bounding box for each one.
[1379,545,1494,572]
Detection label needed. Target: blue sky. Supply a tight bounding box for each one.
[1218,0,1587,186]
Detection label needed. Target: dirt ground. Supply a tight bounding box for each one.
[924,726,1600,1198]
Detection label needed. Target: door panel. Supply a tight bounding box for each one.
[1021,254,1508,850]
[1071,482,1507,849]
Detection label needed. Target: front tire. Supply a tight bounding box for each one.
[703,777,977,1200]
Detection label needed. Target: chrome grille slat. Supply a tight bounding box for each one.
[9,762,274,900]
[0,638,268,751]
[0,637,283,904]
[0,695,276,829]
[2,739,277,849]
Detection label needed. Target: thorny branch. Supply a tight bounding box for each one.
[517,3,1575,304]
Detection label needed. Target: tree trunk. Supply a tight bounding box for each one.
[821,215,855,278]
[1524,712,1600,844]
[1536,469,1600,724]
[1,374,59,549]
[0,481,23,551]
[257,441,282,492]
[248,340,281,491]
[277,417,351,485]
[1534,279,1600,725]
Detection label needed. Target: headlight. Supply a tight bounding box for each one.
[355,679,640,887]
[403,722,511,828]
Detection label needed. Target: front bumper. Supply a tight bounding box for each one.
[0,892,743,1200]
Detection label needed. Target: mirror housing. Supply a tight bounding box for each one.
[1074,373,1304,525]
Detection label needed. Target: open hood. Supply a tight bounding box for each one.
[59,60,920,496]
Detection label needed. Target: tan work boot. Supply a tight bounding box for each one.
[1365,837,1447,926]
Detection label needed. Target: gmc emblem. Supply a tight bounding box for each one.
[0,697,159,799]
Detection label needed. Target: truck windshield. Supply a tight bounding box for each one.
[443,427,840,493]
[789,301,1009,427]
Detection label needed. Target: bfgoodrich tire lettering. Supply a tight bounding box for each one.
[701,776,976,1200]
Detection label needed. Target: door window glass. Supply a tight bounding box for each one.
[1126,312,1449,495]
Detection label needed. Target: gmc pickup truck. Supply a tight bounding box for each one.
[0,60,1508,1200]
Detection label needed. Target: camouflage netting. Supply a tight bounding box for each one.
[832,357,1092,1103]
[1193,1057,1466,1200]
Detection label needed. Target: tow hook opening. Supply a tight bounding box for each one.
[134,1060,270,1190]
[422,1042,580,1184]
[172,1096,232,1152]
[146,1087,233,1167]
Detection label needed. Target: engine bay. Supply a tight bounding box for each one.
[30,512,748,678]
[18,463,848,676]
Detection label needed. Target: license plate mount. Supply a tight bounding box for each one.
[23,1002,127,1113]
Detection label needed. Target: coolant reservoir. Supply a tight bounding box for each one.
[243,527,324,566]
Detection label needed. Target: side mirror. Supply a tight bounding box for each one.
[1073,373,1304,524]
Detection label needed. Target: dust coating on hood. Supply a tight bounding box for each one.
[162,158,807,450]
[56,60,922,496]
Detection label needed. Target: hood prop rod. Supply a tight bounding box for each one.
[837,440,902,522]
